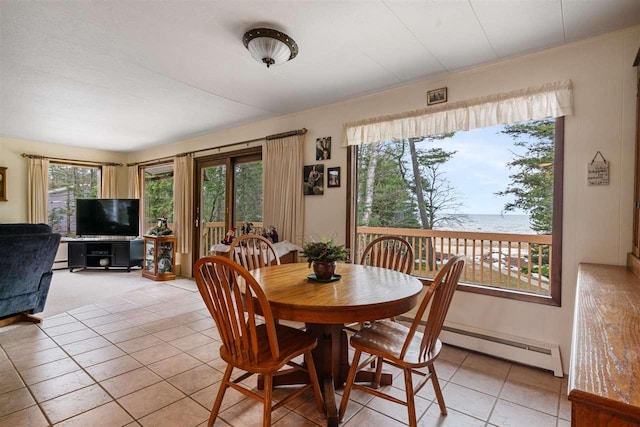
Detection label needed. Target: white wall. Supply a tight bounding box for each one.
[130,26,640,372]
[0,137,128,223]
[3,26,638,373]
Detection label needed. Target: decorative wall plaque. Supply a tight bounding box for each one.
[587,151,609,186]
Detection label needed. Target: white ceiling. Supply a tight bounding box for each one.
[1,1,639,152]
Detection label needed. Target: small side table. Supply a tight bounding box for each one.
[142,235,176,281]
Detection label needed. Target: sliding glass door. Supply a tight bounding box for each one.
[194,148,262,260]
[197,161,227,257]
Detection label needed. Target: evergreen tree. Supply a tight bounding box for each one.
[199,160,263,227]
[143,171,174,230]
[497,120,555,234]
[48,164,99,235]
[201,165,226,223]
[234,161,263,223]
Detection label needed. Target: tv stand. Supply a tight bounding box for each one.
[68,239,143,272]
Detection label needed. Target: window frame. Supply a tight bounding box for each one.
[140,161,175,234]
[192,147,262,257]
[47,161,101,237]
[347,117,564,306]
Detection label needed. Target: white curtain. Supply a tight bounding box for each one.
[27,157,49,224]
[127,165,140,199]
[101,165,118,198]
[344,80,573,146]
[263,134,305,246]
[173,154,193,254]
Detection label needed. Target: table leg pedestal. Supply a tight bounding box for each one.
[306,323,345,427]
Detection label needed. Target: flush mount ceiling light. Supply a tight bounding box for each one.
[242,28,298,68]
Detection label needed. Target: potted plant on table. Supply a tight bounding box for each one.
[302,237,348,280]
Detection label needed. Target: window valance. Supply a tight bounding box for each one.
[343,80,573,146]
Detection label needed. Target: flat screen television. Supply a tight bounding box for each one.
[76,199,140,237]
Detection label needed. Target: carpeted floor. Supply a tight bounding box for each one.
[42,268,197,318]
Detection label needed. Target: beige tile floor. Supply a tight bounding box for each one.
[0,282,572,426]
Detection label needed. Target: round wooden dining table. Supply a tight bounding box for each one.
[250,262,423,427]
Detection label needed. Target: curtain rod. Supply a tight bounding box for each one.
[20,153,122,167]
[128,127,307,167]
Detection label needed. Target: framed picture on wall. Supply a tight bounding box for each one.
[315,136,331,160]
[0,167,6,202]
[427,87,447,105]
[327,167,340,188]
[303,164,324,195]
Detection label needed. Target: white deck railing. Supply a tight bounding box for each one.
[357,227,552,296]
[200,223,552,296]
[201,222,264,254]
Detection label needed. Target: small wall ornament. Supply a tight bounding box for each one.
[587,151,609,186]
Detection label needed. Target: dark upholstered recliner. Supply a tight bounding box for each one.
[0,223,61,323]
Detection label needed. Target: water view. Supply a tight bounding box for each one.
[437,214,535,234]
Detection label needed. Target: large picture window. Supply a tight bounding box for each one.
[351,118,563,305]
[48,163,100,236]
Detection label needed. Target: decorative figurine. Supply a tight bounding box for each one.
[263,225,279,243]
[148,217,173,236]
[241,221,253,235]
[221,227,236,245]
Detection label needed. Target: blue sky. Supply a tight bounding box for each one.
[425,124,527,215]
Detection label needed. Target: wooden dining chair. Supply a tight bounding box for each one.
[348,235,415,333]
[338,255,465,427]
[194,256,324,426]
[360,235,414,274]
[229,234,280,270]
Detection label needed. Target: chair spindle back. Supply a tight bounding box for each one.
[360,236,414,274]
[229,234,280,270]
[400,255,465,361]
[194,256,280,362]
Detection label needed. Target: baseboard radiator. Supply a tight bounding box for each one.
[397,317,563,377]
